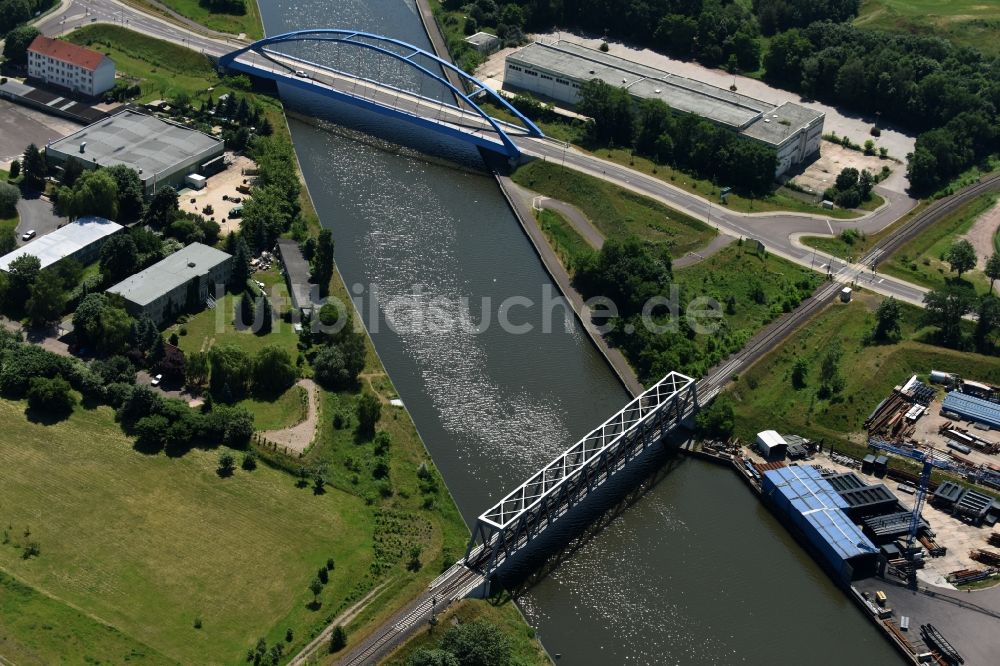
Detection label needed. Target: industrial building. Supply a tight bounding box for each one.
[27,35,116,98]
[941,391,1000,430]
[504,41,824,177]
[106,243,232,325]
[45,110,225,195]
[0,216,122,273]
[755,430,787,460]
[761,466,878,581]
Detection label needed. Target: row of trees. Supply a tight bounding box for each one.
[239,136,302,252]
[0,0,55,35]
[578,81,778,195]
[202,343,297,403]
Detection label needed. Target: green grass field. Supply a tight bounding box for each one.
[66,25,218,102]
[512,160,715,258]
[536,207,594,272]
[729,293,1000,467]
[238,384,308,430]
[130,0,264,39]
[856,0,1000,55]
[880,193,997,294]
[385,597,548,666]
[173,268,300,359]
[0,571,174,665]
[0,400,374,664]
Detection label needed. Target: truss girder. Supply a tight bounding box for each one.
[465,372,696,573]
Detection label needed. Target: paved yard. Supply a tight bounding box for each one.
[0,99,81,169]
[15,196,64,245]
[791,142,897,197]
[177,154,256,235]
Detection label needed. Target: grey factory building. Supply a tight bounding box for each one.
[504,41,824,177]
[45,109,225,195]
[106,242,232,326]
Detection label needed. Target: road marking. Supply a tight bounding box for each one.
[826,219,834,235]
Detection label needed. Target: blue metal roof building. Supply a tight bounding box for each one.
[942,391,1000,430]
[762,466,879,582]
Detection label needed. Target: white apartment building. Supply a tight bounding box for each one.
[27,35,116,97]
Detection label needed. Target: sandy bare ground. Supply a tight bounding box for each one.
[258,378,317,454]
[177,153,257,235]
[792,142,893,197]
[960,200,1000,272]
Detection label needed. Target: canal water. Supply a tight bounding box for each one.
[259,1,901,663]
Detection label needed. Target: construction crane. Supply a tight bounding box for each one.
[868,439,944,554]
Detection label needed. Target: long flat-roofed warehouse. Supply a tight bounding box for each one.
[504,41,824,177]
[0,216,122,272]
[106,242,232,325]
[45,109,225,195]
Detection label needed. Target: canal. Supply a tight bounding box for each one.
[259,1,901,663]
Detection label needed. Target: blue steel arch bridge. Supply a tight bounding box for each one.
[219,29,544,159]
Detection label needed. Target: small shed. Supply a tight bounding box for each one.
[840,287,852,302]
[755,430,788,460]
[185,173,206,190]
[464,31,501,55]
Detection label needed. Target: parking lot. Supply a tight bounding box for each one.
[15,196,63,246]
[0,98,81,169]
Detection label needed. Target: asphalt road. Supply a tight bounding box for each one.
[15,196,62,245]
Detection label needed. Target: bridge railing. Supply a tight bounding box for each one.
[465,371,697,574]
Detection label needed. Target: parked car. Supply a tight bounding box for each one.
[295,70,308,78]
[21,229,36,241]
[151,374,163,387]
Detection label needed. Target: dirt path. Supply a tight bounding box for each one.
[258,379,318,454]
[960,199,1000,271]
[673,234,737,269]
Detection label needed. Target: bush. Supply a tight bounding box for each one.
[0,181,20,217]
[26,376,76,416]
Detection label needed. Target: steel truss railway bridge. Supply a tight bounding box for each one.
[219,29,543,159]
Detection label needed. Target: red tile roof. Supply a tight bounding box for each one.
[27,35,107,71]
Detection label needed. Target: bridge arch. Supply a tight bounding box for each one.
[219,29,544,157]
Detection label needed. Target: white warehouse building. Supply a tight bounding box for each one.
[27,35,116,98]
[504,41,824,177]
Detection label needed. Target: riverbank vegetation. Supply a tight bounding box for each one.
[385,597,549,666]
[729,293,1000,471]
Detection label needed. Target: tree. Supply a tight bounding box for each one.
[0,229,15,256]
[974,295,1000,353]
[313,343,363,390]
[143,187,179,229]
[3,25,42,65]
[105,165,145,223]
[309,577,323,605]
[99,234,139,283]
[58,169,119,220]
[329,625,346,652]
[185,351,209,390]
[577,79,634,146]
[9,159,20,180]
[923,286,975,348]
[0,181,19,217]
[835,167,859,192]
[230,236,251,291]
[238,293,255,329]
[984,252,1000,293]
[819,342,844,396]
[312,229,334,296]
[208,344,253,401]
[257,296,272,335]
[440,622,511,666]
[25,269,66,326]
[407,650,459,666]
[21,143,47,190]
[694,395,735,439]
[5,253,41,310]
[26,375,75,416]
[356,392,381,440]
[253,345,296,396]
[217,451,236,477]
[945,239,977,278]
[858,169,874,200]
[873,296,902,341]
[791,357,808,389]
[61,156,84,187]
